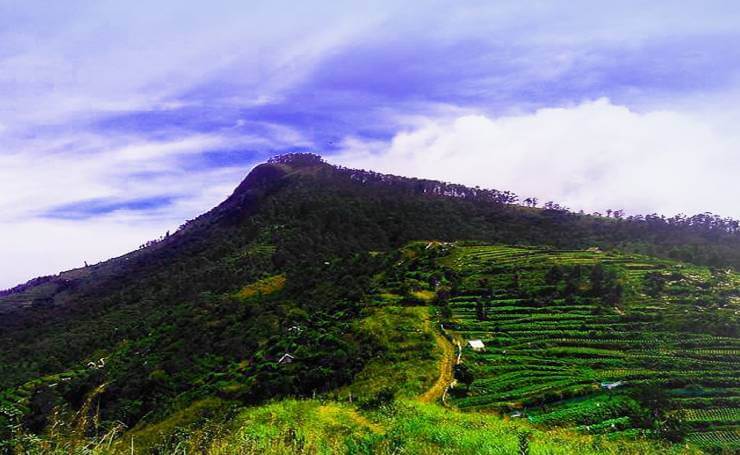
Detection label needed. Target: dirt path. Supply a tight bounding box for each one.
[419,319,457,403]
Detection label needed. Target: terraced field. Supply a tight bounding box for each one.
[438,245,740,452]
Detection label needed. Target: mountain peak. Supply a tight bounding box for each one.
[232,153,330,197]
[266,152,327,168]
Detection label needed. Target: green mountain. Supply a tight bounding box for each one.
[1,153,738,454]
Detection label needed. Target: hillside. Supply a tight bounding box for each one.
[1,153,739,453]
[438,244,739,451]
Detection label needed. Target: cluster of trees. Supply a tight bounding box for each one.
[2,228,388,441]
[0,275,55,297]
[643,270,739,337]
[628,384,688,443]
[344,168,521,206]
[137,231,170,250]
[461,264,627,327]
[272,152,521,206]
[620,212,740,235]
[272,153,740,239]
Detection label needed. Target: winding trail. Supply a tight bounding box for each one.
[419,319,457,404]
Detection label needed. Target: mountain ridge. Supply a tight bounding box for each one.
[3,152,739,297]
[1,153,739,452]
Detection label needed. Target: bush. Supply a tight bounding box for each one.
[360,387,396,410]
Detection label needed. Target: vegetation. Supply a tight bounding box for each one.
[236,274,287,299]
[436,244,739,452]
[1,153,738,453]
[197,398,697,455]
[334,305,440,401]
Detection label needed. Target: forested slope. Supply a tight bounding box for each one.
[1,153,738,453]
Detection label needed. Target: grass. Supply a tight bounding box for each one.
[15,399,700,454]
[335,305,440,400]
[114,398,230,453]
[201,399,697,454]
[411,290,437,302]
[206,399,380,454]
[236,274,286,299]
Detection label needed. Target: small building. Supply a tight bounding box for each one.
[468,339,485,351]
[278,353,295,364]
[86,358,105,369]
[600,380,624,390]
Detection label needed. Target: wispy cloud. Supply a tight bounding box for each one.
[1,1,740,287]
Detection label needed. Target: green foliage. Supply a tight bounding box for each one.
[437,244,739,450]
[338,305,438,401]
[454,364,475,389]
[115,398,235,454]
[1,155,739,452]
[197,399,695,455]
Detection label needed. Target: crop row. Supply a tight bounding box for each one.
[685,431,740,449]
[682,408,740,423]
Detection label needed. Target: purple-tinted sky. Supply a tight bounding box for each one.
[1,1,740,288]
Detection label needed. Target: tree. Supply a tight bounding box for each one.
[629,384,687,442]
[590,264,605,295]
[511,270,520,290]
[564,266,582,296]
[475,299,487,321]
[644,272,665,297]
[605,282,624,306]
[454,364,475,389]
[440,304,453,320]
[544,265,563,285]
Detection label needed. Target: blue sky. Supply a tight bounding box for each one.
[1,1,740,288]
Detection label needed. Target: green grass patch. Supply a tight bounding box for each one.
[236,274,286,299]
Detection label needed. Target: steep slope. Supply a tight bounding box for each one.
[1,153,739,452]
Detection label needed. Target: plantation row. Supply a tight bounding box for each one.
[438,245,740,451]
[682,407,740,422]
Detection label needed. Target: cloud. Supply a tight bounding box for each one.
[0,133,250,219]
[0,217,169,291]
[0,0,391,127]
[0,161,251,289]
[333,98,740,219]
[0,131,257,289]
[2,1,740,289]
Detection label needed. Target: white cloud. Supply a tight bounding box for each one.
[0,1,391,126]
[0,217,169,290]
[334,98,740,219]
[2,1,740,290]
[0,163,251,289]
[0,133,241,219]
[0,131,257,289]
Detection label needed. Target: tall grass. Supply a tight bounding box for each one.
[201,399,699,455]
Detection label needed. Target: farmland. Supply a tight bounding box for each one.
[426,244,740,451]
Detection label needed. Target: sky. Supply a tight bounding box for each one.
[1,1,740,289]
